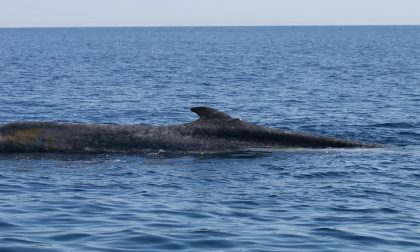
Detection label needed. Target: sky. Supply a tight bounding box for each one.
[0,0,419,28]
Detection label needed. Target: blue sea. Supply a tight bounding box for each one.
[1,26,420,251]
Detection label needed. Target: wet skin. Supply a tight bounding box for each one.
[0,107,381,154]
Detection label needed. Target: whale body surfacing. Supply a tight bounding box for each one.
[0,107,381,154]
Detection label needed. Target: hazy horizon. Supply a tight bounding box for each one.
[1,0,420,28]
[1,24,420,30]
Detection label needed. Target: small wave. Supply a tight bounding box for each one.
[109,233,186,250]
[49,233,91,242]
[193,228,237,238]
[221,200,260,206]
[329,206,398,214]
[294,171,350,179]
[368,122,418,129]
[184,239,236,249]
[123,234,170,244]
[0,221,17,229]
[398,131,420,137]
[312,227,420,247]
[0,246,59,252]
[150,209,212,219]
[312,227,386,243]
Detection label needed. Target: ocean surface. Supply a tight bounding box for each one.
[0,26,420,251]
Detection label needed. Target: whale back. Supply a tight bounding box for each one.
[0,107,381,153]
[187,107,377,148]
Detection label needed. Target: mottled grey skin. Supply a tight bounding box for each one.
[0,107,381,154]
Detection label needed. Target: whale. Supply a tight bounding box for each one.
[0,107,381,154]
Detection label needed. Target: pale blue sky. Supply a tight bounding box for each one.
[1,0,419,28]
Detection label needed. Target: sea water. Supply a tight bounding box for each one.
[0,26,420,251]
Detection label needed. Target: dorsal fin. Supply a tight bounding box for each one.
[191,107,233,121]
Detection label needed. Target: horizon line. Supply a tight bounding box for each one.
[0,24,419,29]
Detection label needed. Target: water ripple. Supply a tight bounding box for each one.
[1,26,420,252]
